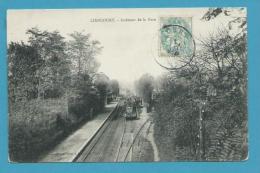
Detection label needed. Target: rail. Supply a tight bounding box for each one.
[72,102,120,162]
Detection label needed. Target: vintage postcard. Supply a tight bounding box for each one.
[7,8,247,162]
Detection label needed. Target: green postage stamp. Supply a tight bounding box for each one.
[159,17,194,58]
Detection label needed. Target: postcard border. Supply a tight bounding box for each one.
[0,0,260,173]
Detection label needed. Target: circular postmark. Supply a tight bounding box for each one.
[156,24,196,70]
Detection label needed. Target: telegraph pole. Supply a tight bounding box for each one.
[195,99,205,160]
[199,103,203,160]
[197,84,217,160]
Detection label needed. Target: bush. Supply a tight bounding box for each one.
[152,74,247,161]
[9,98,69,162]
[68,94,87,118]
[43,87,64,99]
[9,86,104,162]
[68,86,101,120]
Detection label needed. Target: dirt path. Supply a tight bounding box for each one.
[147,123,160,161]
[129,107,160,162]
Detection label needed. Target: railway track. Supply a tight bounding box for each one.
[123,118,152,161]
[73,102,122,162]
[115,117,127,162]
[73,102,153,162]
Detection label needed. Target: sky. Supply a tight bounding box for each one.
[7,8,243,86]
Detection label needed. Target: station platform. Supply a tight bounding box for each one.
[38,102,118,162]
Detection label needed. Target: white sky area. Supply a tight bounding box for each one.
[7,8,245,87]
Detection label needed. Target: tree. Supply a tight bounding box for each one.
[67,31,102,76]
[135,74,154,104]
[8,42,42,102]
[94,73,110,109]
[199,8,247,161]
[152,8,247,160]
[26,27,71,99]
[110,80,120,97]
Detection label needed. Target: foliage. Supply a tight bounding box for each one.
[8,28,114,162]
[26,28,71,99]
[8,42,41,102]
[135,73,154,103]
[110,79,120,97]
[9,98,69,162]
[67,31,102,75]
[94,73,110,110]
[152,8,247,161]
